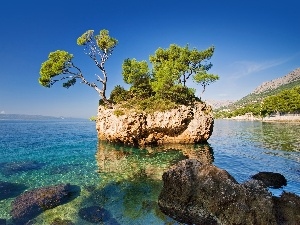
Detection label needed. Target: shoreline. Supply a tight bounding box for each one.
[222,115,300,123]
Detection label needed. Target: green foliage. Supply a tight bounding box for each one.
[161,85,197,105]
[77,29,118,52]
[89,116,97,121]
[39,29,118,106]
[76,30,94,45]
[110,85,129,103]
[95,29,118,51]
[122,58,153,99]
[39,50,74,87]
[40,31,218,112]
[121,96,177,114]
[122,58,149,85]
[113,109,125,117]
[193,70,219,96]
[261,86,300,116]
[215,85,300,118]
[119,44,217,111]
[148,44,217,98]
[221,80,300,113]
[62,78,76,88]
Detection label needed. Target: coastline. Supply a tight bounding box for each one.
[223,114,300,123]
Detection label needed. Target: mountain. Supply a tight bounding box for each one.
[217,67,300,111]
[252,68,300,94]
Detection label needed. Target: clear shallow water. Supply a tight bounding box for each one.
[0,119,299,224]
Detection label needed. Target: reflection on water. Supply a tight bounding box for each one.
[96,141,214,182]
[91,141,215,224]
[210,120,300,197]
[211,120,300,153]
[254,122,300,152]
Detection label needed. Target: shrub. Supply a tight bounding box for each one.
[113,109,125,117]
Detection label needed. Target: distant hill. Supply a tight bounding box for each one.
[205,99,235,110]
[0,114,85,121]
[218,67,300,111]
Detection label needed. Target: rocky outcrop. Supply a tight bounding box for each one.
[11,184,80,224]
[96,102,214,146]
[251,172,287,188]
[273,192,300,224]
[158,159,300,225]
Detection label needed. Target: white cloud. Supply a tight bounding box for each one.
[229,57,291,79]
[0,111,5,114]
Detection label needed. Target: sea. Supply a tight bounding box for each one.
[0,118,299,224]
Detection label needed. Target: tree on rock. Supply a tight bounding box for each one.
[38,29,118,107]
[122,58,153,99]
[120,44,219,104]
[193,69,219,98]
[149,44,216,86]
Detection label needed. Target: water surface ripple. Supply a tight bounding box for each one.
[0,119,299,224]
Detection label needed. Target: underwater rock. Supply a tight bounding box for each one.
[11,183,80,224]
[96,102,214,146]
[50,218,75,225]
[0,181,27,200]
[251,171,287,188]
[0,161,45,176]
[49,164,73,175]
[78,206,111,223]
[158,159,277,225]
[105,218,121,225]
[0,218,6,225]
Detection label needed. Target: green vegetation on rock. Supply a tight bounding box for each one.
[110,44,219,112]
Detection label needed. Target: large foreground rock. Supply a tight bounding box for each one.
[11,183,80,224]
[158,159,300,225]
[96,102,214,146]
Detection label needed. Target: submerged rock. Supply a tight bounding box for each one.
[11,183,80,224]
[251,171,287,188]
[96,102,214,146]
[159,159,281,225]
[0,181,27,200]
[78,206,111,223]
[50,218,75,225]
[0,161,45,176]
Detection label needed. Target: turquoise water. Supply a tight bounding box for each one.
[0,119,299,224]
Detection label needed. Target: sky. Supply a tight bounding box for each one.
[0,0,299,118]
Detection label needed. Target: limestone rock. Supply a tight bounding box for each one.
[96,102,214,146]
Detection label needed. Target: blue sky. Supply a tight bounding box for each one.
[0,0,299,118]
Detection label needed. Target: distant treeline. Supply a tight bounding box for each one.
[215,86,300,118]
